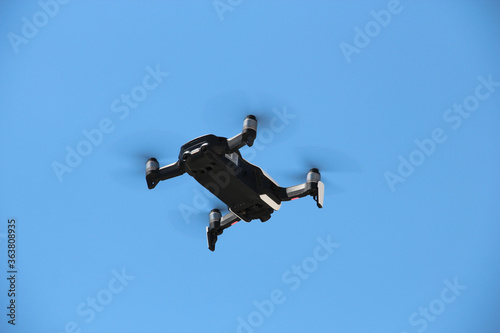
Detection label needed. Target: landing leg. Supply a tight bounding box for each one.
[206,209,241,251]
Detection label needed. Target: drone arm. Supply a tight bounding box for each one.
[219,211,241,230]
[278,169,325,208]
[146,160,185,189]
[279,182,324,208]
[206,210,241,251]
[226,115,257,153]
[157,161,185,180]
[281,183,309,200]
[227,133,247,152]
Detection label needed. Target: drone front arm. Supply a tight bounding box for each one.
[227,133,247,152]
[279,169,325,208]
[281,183,309,199]
[279,181,324,208]
[146,159,185,189]
[226,115,257,153]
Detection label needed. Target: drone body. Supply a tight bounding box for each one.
[145,115,324,251]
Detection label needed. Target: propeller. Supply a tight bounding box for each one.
[274,145,361,194]
[106,129,186,190]
[106,128,231,239]
[165,194,229,240]
[294,145,361,174]
[202,90,300,143]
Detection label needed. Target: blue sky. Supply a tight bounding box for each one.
[1,1,499,332]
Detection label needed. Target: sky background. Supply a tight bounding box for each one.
[1,1,499,332]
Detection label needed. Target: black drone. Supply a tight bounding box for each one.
[145,115,324,251]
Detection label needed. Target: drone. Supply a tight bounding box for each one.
[145,115,324,251]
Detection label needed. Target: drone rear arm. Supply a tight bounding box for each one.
[206,210,240,251]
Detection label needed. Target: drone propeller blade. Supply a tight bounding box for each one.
[271,145,360,195]
[108,129,183,162]
[294,145,361,174]
[106,130,185,190]
[202,90,300,142]
[165,196,228,240]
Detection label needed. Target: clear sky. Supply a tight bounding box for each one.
[1,1,499,332]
